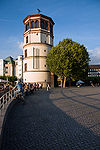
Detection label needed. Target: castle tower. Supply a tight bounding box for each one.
[23,14,54,87]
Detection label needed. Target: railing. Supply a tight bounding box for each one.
[0,85,40,135]
[0,88,20,115]
[0,88,22,134]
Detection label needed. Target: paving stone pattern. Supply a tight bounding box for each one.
[1,87,100,150]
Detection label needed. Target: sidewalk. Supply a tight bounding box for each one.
[1,88,100,150]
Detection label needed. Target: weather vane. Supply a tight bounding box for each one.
[37,9,42,14]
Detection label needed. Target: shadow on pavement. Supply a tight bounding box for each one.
[1,89,100,150]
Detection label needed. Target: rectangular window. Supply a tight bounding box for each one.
[25,63,27,71]
[25,49,27,58]
[26,36,28,43]
[36,57,39,69]
[36,48,39,69]
[36,48,39,56]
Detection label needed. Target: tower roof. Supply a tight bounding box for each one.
[23,14,55,25]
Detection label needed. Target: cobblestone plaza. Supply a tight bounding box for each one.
[1,87,100,150]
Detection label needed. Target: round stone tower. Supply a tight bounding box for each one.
[23,14,54,87]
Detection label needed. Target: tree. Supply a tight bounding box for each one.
[0,76,17,83]
[46,38,90,88]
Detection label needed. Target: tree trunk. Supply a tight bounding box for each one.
[61,80,63,88]
[69,80,71,88]
[63,76,66,88]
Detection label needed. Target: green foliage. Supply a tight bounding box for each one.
[47,38,90,81]
[0,76,7,80]
[0,76,17,82]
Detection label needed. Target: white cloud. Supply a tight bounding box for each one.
[17,41,24,50]
[88,47,100,64]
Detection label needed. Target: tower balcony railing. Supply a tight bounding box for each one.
[24,28,50,35]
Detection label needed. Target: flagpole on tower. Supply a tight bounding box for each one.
[37,9,42,14]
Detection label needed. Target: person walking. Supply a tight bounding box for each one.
[14,81,25,103]
[37,83,39,90]
[34,83,36,91]
[47,84,50,91]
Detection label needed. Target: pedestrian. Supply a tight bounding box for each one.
[34,83,36,91]
[39,83,42,89]
[37,83,39,90]
[14,81,25,103]
[47,84,50,91]
[24,83,28,95]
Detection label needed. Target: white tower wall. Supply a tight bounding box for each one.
[23,14,54,87]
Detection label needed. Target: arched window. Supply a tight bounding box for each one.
[45,21,48,30]
[35,20,39,28]
[41,19,44,29]
[50,23,52,33]
[31,21,35,28]
[27,23,29,30]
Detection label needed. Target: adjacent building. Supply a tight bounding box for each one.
[4,56,15,76]
[0,59,5,76]
[0,57,15,77]
[15,55,23,81]
[88,65,100,77]
[23,14,54,87]
[0,56,23,81]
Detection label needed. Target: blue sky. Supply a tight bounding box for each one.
[0,0,100,64]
